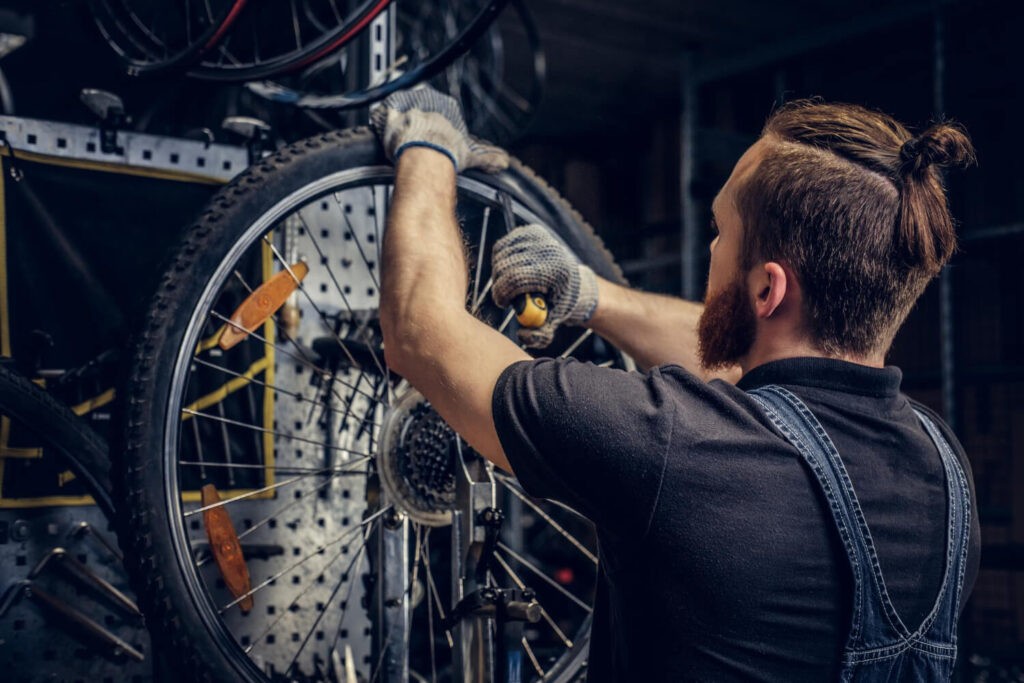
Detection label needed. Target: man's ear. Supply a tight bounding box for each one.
[751,261,788,319]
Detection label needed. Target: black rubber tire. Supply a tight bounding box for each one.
[89,0,247,76]
[117,127,623,682]
[0,363,115,519]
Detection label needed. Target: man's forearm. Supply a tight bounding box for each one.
[587,277,740,382]
[379,147,526,473]
[380,148,466,363]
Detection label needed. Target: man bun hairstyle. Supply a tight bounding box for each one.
[736,100,975,357]
[896,124,976,274]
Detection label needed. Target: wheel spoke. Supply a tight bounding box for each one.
[283,528,371,675]
[293,208,391,384]
[472,277,494,314]
[195,471,350,569]
[367,186,394,403]
[245,529,369,654]
[181,408,375,459]
[334,192,380,290]
[472,206,491,307]
[326,534,373,659]
[522,636,547,679]
[262,235,364,372]
[368,629,394,683]
[180,460,366,476]
[183,458,370,519]
[422,529,439,681]
[498,477,597,565]
[497,308,516,334]
[495,471,589,519]
[221,506,391,612]
[193,329,381,411]
[422,531,454,649]
[207,310,318,376]
[496,543,592,613]
[204,310,383,408]
[493,552,574,649]
[559,328,594,359]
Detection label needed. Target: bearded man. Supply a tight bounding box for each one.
[373,90,980,681]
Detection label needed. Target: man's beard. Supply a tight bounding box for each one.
[697,276,757,370]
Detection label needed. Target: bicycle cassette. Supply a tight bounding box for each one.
[378,388,459,527]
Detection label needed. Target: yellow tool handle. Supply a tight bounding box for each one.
[515,293,548,328]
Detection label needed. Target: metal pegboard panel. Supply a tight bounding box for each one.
[0,505,152,683]
[241,181,387,679]
[177,342,376,679]
[186,185,384,677]
[286,184,388,316]
[0,115,249,181]
[178,357,378,678]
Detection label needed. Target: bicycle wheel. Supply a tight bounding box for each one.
[118,128,626,682]
[91,0,393,82]
[89,0,248,76]
[0,363,115,519]
[429,0,545,145]
[247,0,513,111]
[292,0,545,145]
[186,0,394,82]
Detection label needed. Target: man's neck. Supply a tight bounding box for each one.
[739,340,885,376]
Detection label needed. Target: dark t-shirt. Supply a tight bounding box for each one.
[492,357,980,682]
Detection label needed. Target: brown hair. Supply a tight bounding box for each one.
[736,99,976,357]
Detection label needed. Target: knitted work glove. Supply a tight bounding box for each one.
[370,87,509,173]
[491,225,599,348]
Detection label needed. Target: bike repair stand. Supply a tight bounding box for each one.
[448,443,542,683]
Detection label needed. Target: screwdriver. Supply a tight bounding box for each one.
[498,192,548,328]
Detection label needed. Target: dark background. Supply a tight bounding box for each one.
[1,0,1023,673]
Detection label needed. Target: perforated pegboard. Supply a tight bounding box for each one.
[288,185,388,316]
[177,186,388,680]
[0,505,152,683]
[0,116,248,182]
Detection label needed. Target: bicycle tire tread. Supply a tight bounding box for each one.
[0,365,115,519]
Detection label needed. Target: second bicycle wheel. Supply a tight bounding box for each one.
[119,128,627,682]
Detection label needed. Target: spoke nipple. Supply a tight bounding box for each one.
[383,509,405,529]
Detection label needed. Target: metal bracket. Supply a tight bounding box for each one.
[29,547,141,618]
[222,116,272,165]
[0,579,144,662]
[80,89,129,155]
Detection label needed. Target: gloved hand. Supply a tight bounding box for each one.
[369,87,509,173]
[491,225,599,348]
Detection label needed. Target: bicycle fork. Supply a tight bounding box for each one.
[449,442,541,683]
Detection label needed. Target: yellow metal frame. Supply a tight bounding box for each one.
[179,239,277,504]
[0,147,278,508]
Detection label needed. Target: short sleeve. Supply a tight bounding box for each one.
[491,357,674,535]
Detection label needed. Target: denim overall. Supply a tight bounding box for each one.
[748,385,972,682]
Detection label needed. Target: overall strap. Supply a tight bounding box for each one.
[747,385,910,646]
[910,409,973,644]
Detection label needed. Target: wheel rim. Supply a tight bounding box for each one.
[161,165,617,681]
